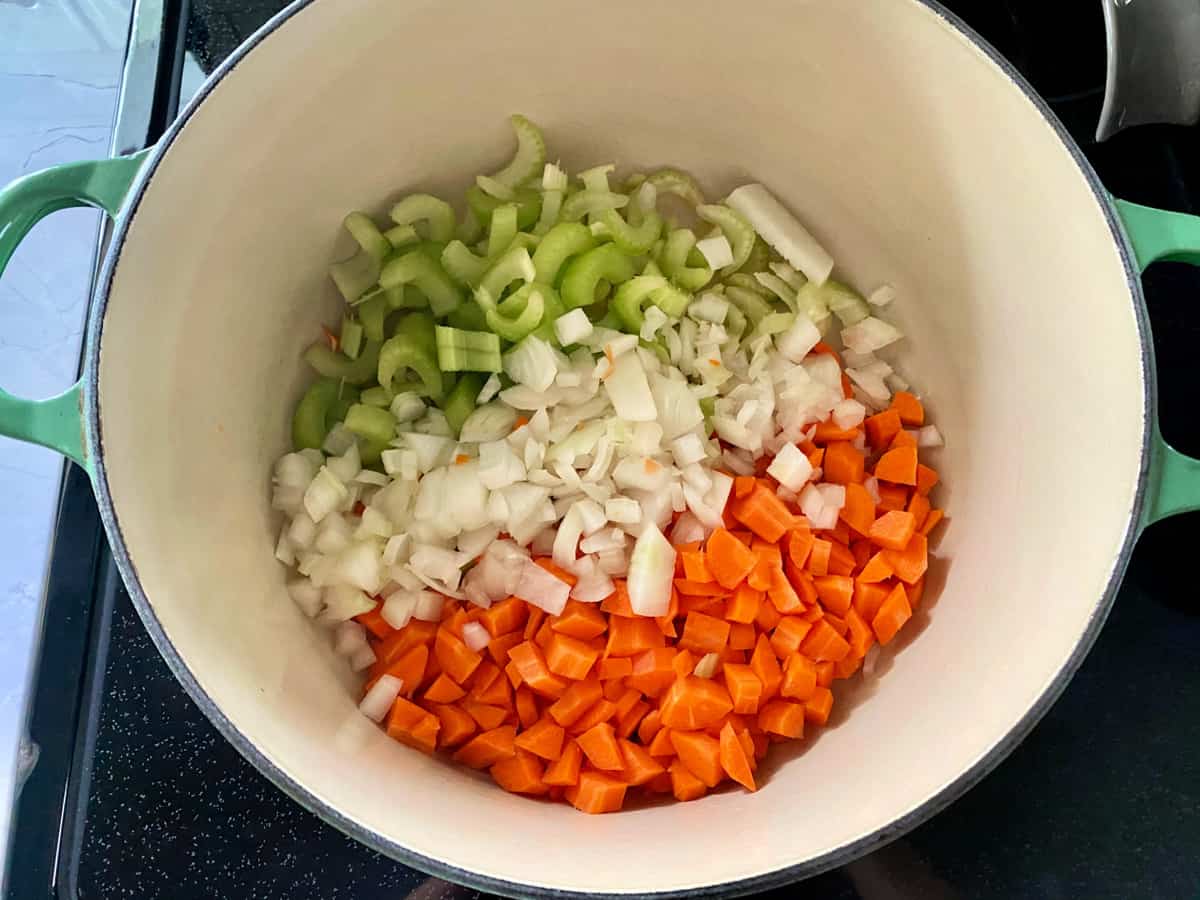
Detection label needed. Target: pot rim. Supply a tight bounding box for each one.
[80,0,1155,895]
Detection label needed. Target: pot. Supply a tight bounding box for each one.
[1,0,1198,895]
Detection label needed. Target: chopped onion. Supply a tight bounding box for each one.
[603,352,656,422]
[411,590,444,622]
[461,621,491,652]
[504,335,558,392]
[868,284,896,307]
[381,590,418,628]
[319,584,375,624]
[766,442,813,491]
[695,234,734,269]
[390,392,426,422]
[359,674,403,722]
[670,432,707,467]
[303,467,348,523]
[409,544,466,592]
[626,523,675,617]
[404,433,455,474]
[476,374,502,404]
[649,373,704,440]
[349,645,377,672]
[287,578,323,617]
[460,403,518,443]
[580,527,626,554]
[842,316,903,354]
[514,559,570,615]
[832,398,867,431]
[693,652,720,679]
[918,425,944,448]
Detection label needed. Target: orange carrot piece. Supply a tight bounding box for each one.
[875,446,918,485]
[638,708,663,744]
[827,541,856,576]
[733,475,757,498]
[534,557,578,587]
[812,421,860,443]
[864,409,902,450]
[823,441,865,485]
[869,510,917,551]
[383,644,428,698]
[430,703,476,748]
[487,631,524,667]
[680,550,714,583]
[770,616,813,658]
[480,597,528,638]
[534,619,556,650]
[757,700,805,738]
[568,699,617,735]
[542,739,583,787]
[907,491,931,532]
[798,618,852,662]
[597,657,633,680]
[730,484,795,543]
[424,672,466,705]
[648,727,676,757]
[491,748,548,795]
[545,632,600,681]
[673,578,726,598]
[672,648,696,679]
[890,429,918,450]
[515,685,539,729]
[452,725,516,769]
[786,526,814,570]
[853,580,890,621]
[606,616,666,657]
[569,771,627,813]
[882,531,928,584]
[576,722,624,771]
[754,597,782,632]
[616,699,650,739]
[355,606,395,641]
[463,700,507,731]
[680,611,731,655]
[508,641,567,699]
[807,539,832,576]
[706,528,758,589]
[723,663,764,714]
[877,482,909,512]
[659,676,734,730]
[625,647,676,698]
[551,600,608,640]
[523,607,547,641]
[872,583,913,645]
[504,659,524,690]
[839,482,876,536]
[834,653,863,680]
[858,552,894,583]
[729,622,757,651]
[890,391,924,426]
[515,717,566,761]
[780,653,818,701]
[615,739,664,787]
[547,678,603,727]
[719,722,757,791]
[804,686,834,725]
[603,677,626,702]
[909,577,926,609]
[434,627,482,685]
[600,580,635,617]
[921,508,945,536]
[916,463,940,496]
[750,634,783,700]
[669,730,723,787]
[613,687,642,722]
[813,575,854,615]
[726,584,763,624]
[844,607,875,658]
[669,758,708,801]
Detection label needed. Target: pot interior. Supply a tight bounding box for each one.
[94,0,1146,892]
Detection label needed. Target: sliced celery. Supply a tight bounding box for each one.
[560,244,636,309]
[531,223,595,284]
[446,301,489,332]
[598,206,663,255]
[725,286,773,325]
[389,194,455,243]
[531,285,566,344]
[384,223,420,249]
[359,385,393,407]
[328,252,379,303]
[651,283,690,318]
[344,212,391,263]
[487,115,546,188]
[697,204,755,273]
[359,438,389,468]
[340,316,364,360]
[560,190,629,222]
[443,373,487,437]
[734,236,770,275]
[441,240,490,287]
[644,168,705,206]
[478,245,535,301]
[724,305,748,343]
[357,293,388,342]
[378,312,444,401]
[466,186,542,231]
[724,272,773,299]
[303,339,381,385]
[457,209,484,244]
[611,275,669,333]
[660,229,713,292]
[795,282,832,328]
[640,337,671,365]
[435,325,502,373]
[344,403,397,444]
[487,204,519,259]
[822,280,871,326]
[478,283,545,342]
[328,383,360,428]
[292,377,339,450]
[378,250,463,316]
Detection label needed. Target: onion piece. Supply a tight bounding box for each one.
[514,559,570,615]
[626,523,675,617]
[461,621,491,652]
[603,352,656,422]
[359,674,403,722]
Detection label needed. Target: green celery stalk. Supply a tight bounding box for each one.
[444,373,487,437]
[378,312,444,401]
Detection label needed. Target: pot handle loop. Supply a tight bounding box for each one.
[0,150,150,473]
[1114,197,1200,526]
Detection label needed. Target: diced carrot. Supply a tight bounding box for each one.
[844,607,874,658]
[823,441,865,485]
[491,748,549,795]
[729,622,757,651]
[375,619,436,668]
[355,606,395,641]
[864,409,902,450]
[616,699,650,739]
[534,619,555,650]
[780,653,818,701]
[827,540,855,576]
[730,484,795,542]
[757,700,805,738]
[736,727,757,771]
[600,581,635,617]
[430,703,476,748]
[598,657,633,680]
[723,663,763,714]
[839,482,876,537]
[853,580,890,620]
[890,429,918,450]
[725,583,763,624]
[719,721,757,791]
[850,538,873,569]
[606,616,666,657]
[669,730,723,787]
[834,654,862,679]
[798,618,851,662]
[375,643,427,699]
[472,671,513,709]
[877,482,909,512]
[424,672,466,705]
[487,631,524,667]
[804,686,834,725]
[543,739,583,787]
[452,725,515,769]
[824,612,848,636]
[909,577,926,609]
[916,463,940,496]
[569,771,627,814]
[551,600,607,640]
[807,446,825,469]
[858,552,894,583]
[769,617,813,657]
[680,611,731,654]
[435,627,482,684]
[523,607,547,641]
[906,490,931,530]
[620,739,667,786]
[547,678,603,727]
[480,597,528,638]
[754,598,782,632]
[672,648,696,679]
[869,510,917,551]
[545,632,600,681]
[875,446,918,485]
[872,582,913,645]
[813,421,859,443]
[648,726,676,757]
[515,685,539,729]
[882,531,928,584]
[813,575,854,615]
[890,391,924,426]
[568,699,617,734]
[464,701,508,731]
[669,758,708,801]
[637,709,663,745]
[733,475,757,498]
[534,557,578,587]
[626,647,677,697]
[504,659,524,690]
[729,529,755,546]
[750,634,783,700]
[576,722,624,771]
[680,550,714,583]
[786,527,814,570]
[659,676,734,730]
[747,556,776,592]
[706,528,758,589]
[807,539,832,576]
[508,641,567,699]
[603,677,626,702]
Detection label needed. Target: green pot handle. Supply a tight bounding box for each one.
[0,149,150,474]
[1114,197,1200,527]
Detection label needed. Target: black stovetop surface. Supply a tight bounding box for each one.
[5,2,1199,898]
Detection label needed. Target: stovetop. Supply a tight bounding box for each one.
[4,2,1199,898]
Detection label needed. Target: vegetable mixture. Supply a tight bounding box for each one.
[271,116,946,813]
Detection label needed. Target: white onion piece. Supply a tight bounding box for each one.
[767,442,814,491]
[359,674,403,722]
[459,403,518,443]
[349,644,377,672]
[865,476,883,504]
[303,468,348,523]
[320,584,375,625]
[695,234,734,269]
[461,621,491,653]
[412,590,444,622]
[603,352,656,422]
[868,284,896,307]
[572,568,615,603]
[404,433,455,474]
[693,653,720,679]
[833,398,867,431]
[381,590,418,629]
[726,183,834,285]
[842,317,903,354]
[504,335,558,392]
[918,425,944,448]
[514,560,570,615]
[626,523,675,617]
[335,621,368,660]
[287,579,323,617]
[275,530,295,566]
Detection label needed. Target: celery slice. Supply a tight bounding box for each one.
[597,207,663,255]
[384,223,420,249]
[560,244,636,309]
[611,275,669,333]
[478,245,535,301]
[487,204,519,259]
[359,386,393,408]
[328,252,379,303]
[560,190,629,222]
[292,377,339,450]
[344,403,397,444]
[340,316,364,360]
[644,168,705,206]
[531,222,595,284]
[344,212,390,263]
[377,250,463,316]
[466,186,542,231]
[435,325,502,373]
[443,373,487,436]
[441,240,490,287]
[487,115,546,188]
[724,272,773,299]
[389,194,455,243]
[378,312,444,401]
[446,300,489,332]
[697,204,755,273]
[660,229,713,292]
[303,340,381,385]
[477,283,545,343]
[724,286,773,325]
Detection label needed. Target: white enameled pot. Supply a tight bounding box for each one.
[3,0,1200,895]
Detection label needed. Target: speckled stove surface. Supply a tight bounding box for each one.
[4,2,1199,899]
